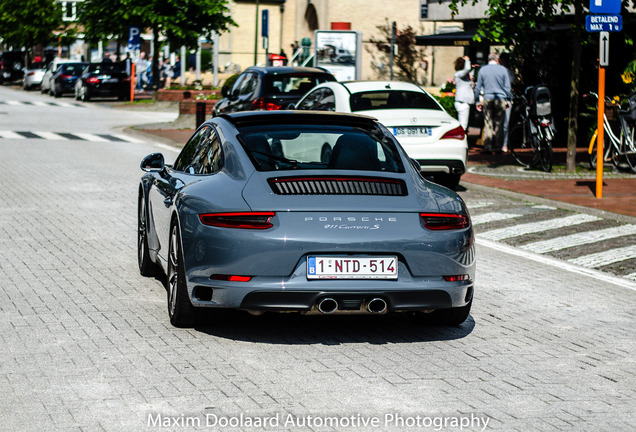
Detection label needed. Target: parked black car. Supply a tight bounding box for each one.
[50,62,88,97]
[212,66,336,116]
[75,63,131,101]
[0,50,26,84]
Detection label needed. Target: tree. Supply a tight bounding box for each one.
[367,21,428,85]
[448,0,636,172]
[77,0,235,93]
[0,0,64,62]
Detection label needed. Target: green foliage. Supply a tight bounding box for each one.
[435,95,457,118]
[0,0,63,49]
[367,20,428,85]
[77,0,235,51]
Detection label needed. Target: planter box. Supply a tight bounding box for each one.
[178,99,218,115]
[157,89,220,102]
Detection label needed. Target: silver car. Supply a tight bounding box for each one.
[138,111,475,327]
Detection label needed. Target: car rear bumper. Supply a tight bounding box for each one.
[187,276,474,314]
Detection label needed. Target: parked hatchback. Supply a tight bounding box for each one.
[212,66,336,116]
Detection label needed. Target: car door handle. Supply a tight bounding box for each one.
[164,198,173,206]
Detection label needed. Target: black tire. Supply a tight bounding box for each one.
[412,299,473,326]
[509,124,539,168]
[624,133,636,173]
[167,223,199,327]
[137,194,156,277]
[538,140,553,172]
[81,86,90,102]
[53,86,60,98]
[433,173,461,190]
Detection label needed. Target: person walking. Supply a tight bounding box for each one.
[453,56,475,134]
[474,53,511,153]
[135,52,148,91]
[498,53,515,151]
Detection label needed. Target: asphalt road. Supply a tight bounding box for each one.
[0,86,635,431]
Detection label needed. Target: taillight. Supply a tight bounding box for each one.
[441,126,466,140]
[122,76,130,82]
[27,72,35,77]
[420,213,470,230]
[60,74,73,79]
[252,97,281,111]
[443,274,470,282]
[86,77,99,84]
[199,212,275,229]
[210,274,252,282]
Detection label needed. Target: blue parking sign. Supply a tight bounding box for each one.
[128,26,141,49]
[590,0,621,14]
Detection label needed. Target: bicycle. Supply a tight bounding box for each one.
[509,85,555,172]
[585,92,636,173]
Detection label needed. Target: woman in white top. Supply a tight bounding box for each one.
[453,56,475,132]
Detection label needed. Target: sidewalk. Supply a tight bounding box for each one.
[135,122,636,219]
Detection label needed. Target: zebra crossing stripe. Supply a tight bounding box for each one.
[471,212,523,225]
[36,131,69,141]
[73,133,109,142]
[0,130,25,139]
[568,245,636,268]
[477,213,601,241]
[521,224,636,254]
[110,133,144,143]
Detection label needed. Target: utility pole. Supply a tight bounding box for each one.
[389,21,396,81]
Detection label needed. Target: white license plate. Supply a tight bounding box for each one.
[393,126,431,137]
[105,78,119,83]
[307,256,397,279]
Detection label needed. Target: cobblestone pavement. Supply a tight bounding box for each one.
[1,96,635,431]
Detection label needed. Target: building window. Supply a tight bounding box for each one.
[60,1,78,21]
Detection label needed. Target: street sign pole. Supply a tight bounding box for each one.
[596,31,608,198]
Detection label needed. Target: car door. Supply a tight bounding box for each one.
[147,125,212,263]
[232,72,259,112]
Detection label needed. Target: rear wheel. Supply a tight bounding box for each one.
[167,223,199,327]
[509,124,539,168]
[538,139,553,172]
[137,194,155,277]
[623,133,636,173]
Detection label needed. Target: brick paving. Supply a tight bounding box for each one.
[0,115,635,430]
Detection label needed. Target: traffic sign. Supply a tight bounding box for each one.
[585,14,623,32]
[128,26,141,50]
[261,9,269,37]
[599,31,609,66]
[590,0,621,14]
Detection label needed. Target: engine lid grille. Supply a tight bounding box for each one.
[268,176,407,196]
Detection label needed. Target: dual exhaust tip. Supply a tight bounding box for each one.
[316,297,388,315]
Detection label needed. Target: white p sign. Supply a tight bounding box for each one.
[128,26,141,48]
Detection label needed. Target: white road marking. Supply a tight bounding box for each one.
[72,133,110,142]
[625,272,636,282]
[35,132,69,141]
[477,238,636,291]
[0,130,25,139]
[477,214,601,241]
[521,224,636,253]
[111,133,144,143]
[569,245,636,268]
[471,212,524,225]
[466,202,494,209]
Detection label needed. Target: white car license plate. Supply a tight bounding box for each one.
[105,78,119,83]
[307,256,397,279]
[392,127,431,137]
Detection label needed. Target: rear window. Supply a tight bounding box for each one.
[239,125,405,173]
[350,90,442,112]
[61,63,87,74]
[263,74,334,97]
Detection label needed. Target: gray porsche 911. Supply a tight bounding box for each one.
[138,111,475,327]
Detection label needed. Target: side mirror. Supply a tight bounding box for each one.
[140,153,165,172]
[221,85,230,98]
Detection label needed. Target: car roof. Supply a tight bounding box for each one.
[244,66,334,76]
[218,110,378,129]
